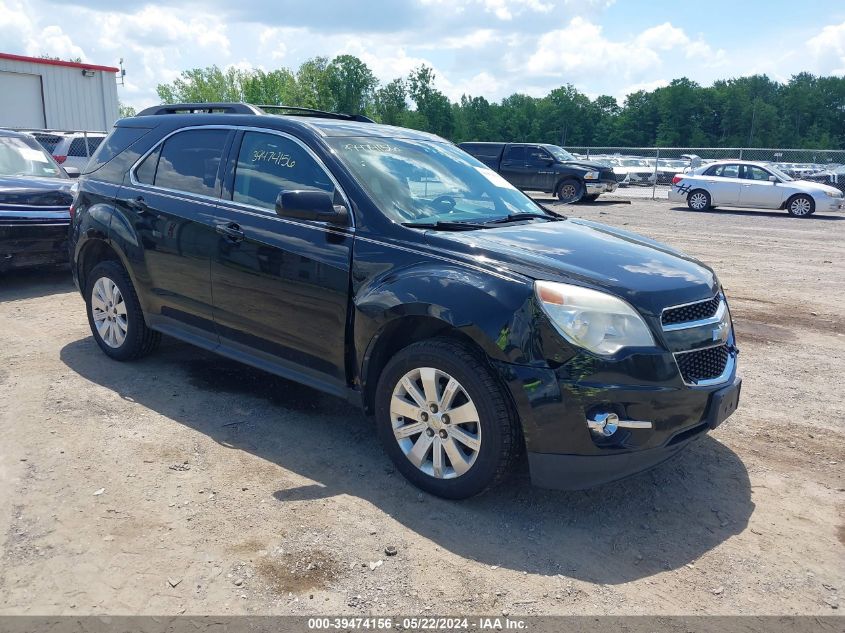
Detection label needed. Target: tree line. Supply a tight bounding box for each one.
[151,54,845,149]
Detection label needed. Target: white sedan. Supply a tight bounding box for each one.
[669,160,845,217]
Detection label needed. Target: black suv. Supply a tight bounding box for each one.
[70,103,741,499]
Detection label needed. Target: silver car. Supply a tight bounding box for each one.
[669,160,845,217]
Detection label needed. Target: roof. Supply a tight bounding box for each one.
[0,52,119,73]
[125,112,445,142]
[0,128,34,139]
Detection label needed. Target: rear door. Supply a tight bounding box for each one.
[209,129,354,396]
[498,145,529,189]
[739,164,786,208]
[116,126,232,344]
[703,163,743,205]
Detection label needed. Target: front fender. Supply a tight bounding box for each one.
[354,261,540,374]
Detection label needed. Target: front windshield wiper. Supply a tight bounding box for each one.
[482,212,562,225]
[401,220,490,231]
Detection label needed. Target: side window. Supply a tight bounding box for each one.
[154,129,229,197]
[232,131,334,211]
[744,166,771,181]
[503,146,525,162]
[526,147,551,164]
[134,145,161,185]
[714,164,739,178]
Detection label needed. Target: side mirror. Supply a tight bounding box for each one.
[275,190,348,225]
[64,167,81,179]
[768,175,778,183]
[545,158,555,166]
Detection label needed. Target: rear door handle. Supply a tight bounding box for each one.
[216,222,245,242]
[127,196,148,214]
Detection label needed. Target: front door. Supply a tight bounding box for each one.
[115,127,232,343]
[739,164,786,209]
[525,146,556,192]
[210,130,354,396]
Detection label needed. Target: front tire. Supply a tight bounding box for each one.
[687,189,711,211]
[374,337,520,499]
[85,260,160,361]
[786,194,815,217]
[557,179,583,203]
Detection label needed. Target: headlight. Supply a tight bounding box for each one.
[535,281,655,355]
[583,171,599,180]
[824,190,843,198]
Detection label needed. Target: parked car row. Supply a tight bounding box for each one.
[27,130,106,171]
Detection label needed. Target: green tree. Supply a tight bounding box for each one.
[407,65,454,138]
[325,55,378,114]
[374,78,408,126]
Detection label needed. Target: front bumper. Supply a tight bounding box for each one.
[0,213,70,272]
[818,197,845,212]
[585,179,618,195]
[493,349,741,490]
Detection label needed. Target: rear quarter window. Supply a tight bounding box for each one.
[82,126,152,175]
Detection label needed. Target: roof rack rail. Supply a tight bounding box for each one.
[256,104,375,123]
[136,102,265,116]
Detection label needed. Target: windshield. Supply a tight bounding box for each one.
[0,136,63,178]
[545,145,576,162]
[765,164,794,181]
[328,138,548,225]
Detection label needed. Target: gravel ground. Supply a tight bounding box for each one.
[0,197,843,616]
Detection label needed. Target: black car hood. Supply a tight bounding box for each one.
[562,160,611,171]
[0,175,73,208]
[432,218,718,316]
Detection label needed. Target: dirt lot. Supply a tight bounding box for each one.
[0,198,843,616]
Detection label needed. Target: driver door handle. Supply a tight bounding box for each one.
[216,222,245,242]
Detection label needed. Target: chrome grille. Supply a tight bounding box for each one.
[675,345,730,384]
[662,295,721,326]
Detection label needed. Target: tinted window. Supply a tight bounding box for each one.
[503,146,525,161]
[527,147,552,164]
[135,145,161,185]
[83,126,151,175]
[154,129,228,197]
[232,132,334,211]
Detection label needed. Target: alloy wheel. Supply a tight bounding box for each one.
[789,197,812,216]
[559,184,578,202]
[390,367,481,479]
[689,192,708,210]
[91,277,128,348]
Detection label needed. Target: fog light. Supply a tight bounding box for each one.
[587,412,653,438]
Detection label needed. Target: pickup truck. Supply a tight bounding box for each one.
[69,103,740,499]
[458,142,617,203]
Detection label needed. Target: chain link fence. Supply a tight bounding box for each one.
[564,146,845,199]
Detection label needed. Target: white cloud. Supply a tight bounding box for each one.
[807,20,845,75]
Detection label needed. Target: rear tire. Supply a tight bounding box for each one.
[85,260,160,361]
[786,194,815,217]
[687,189,711,211]
[557,179,583,204]
[374,337,520,499]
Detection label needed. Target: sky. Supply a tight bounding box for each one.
[1,0,844,110]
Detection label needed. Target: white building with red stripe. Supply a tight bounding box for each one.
[0,52,120,131]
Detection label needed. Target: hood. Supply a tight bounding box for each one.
[0,175,73,208]
[562,160,612,171]
[792,179,843,197]
[431,218,718,316]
